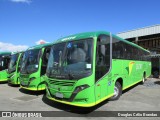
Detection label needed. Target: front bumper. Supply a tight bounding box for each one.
[45,84,96,107]
[20,77,45,91]
[20,85,45,91]
[8,78,20,85]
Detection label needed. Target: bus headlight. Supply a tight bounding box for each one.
[68,84,90,102]
[73,84,90,93]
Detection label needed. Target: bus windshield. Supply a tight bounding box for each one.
[46,38,93,80]
[21,49,41,74]
[0,56,3,71]
[0,55,10,71]
[8,54,19,73]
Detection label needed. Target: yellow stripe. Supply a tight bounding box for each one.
[123,74,150,90]
[20,86,45,91]
[9,82,20,85]
[47,93,114,107]
[0,79,8,82]
[123,80,142,90]
[95,94,114,105]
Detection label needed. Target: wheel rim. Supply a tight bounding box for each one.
[142,77,145,83]
[114,86,119,97]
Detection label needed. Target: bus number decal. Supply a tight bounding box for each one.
[136,64,142,70]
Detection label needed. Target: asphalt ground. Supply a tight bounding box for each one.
[0,78,160,120]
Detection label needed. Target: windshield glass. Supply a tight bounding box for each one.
[21,49,41,74]
[0,55,10,71]
[0,56,3,71]
[8,53,19,73]
[46,38,93,80]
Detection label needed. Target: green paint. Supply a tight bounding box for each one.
[45,31,151,107]
[19,43,52,91]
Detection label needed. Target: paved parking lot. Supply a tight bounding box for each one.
[0,78,160,120]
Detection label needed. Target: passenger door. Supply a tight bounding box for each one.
[41,47,51,76]
[95,34,111,103]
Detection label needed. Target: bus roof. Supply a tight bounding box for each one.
[11,51,24,55]
[0,51,11,56]
[55,31,149,53]
[55,31,110,43]
[27,43,53,50]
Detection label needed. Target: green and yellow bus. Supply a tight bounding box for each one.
[45,31,151,107]
[20,43,52,91]
[0,51,11,82]
[8,51,24,85]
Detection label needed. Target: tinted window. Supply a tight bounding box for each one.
[0,55,10,71]
[112,38,124,59]
[95,35,110,81]
[112,37,150,61]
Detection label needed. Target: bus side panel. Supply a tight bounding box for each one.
[95,76,109,103]
[131,61,141,84]
[39,75,46,90]
[123,60,142,87]
[146,62,151,78]
[132,61,151,84]
[110,59,131,89]
[0,70,8,81]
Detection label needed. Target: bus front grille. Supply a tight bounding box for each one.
[49,79,76,86]
[20,74,30,78]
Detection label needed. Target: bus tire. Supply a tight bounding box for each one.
[109,81,122,101]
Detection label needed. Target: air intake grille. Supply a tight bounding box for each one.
[49,79,76,86]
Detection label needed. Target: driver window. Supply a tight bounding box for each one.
[41,47,51,76]
[1,56,10,70]
[95,34,110,82]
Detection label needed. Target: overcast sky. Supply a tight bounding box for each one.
[0,0,160,52]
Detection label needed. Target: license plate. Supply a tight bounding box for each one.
[55,92,63,98]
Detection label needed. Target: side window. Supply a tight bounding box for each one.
[42,48,51,66]
[2,56,10,70]
[112,38,124,59]
[139,49,143,61]
[95,34,110,82]
[41,47,51,76]
[124,43,132,60]
[123,42,136,60]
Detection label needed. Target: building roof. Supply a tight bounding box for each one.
[148,54,160,58]
[117,24,160,39]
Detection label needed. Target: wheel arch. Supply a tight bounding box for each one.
[114,77,123,89]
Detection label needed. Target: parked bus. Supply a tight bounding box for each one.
[20,43,52,91]
[0,52,11,82]
[8,51,24,85]
[45,31,151,107]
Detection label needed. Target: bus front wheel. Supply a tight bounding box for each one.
[109,81,122,101]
